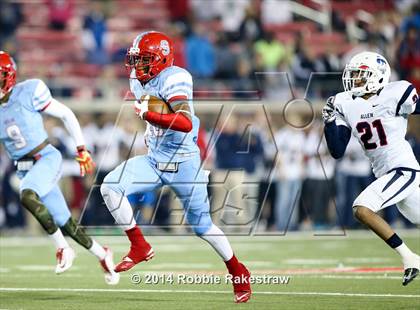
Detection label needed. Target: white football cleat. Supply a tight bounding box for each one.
[402,254,420,286]
[100,247,120,285]
[55,247,75,274]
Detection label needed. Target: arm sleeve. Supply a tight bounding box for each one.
[324,121,351,159]
[145,111,192,133]
[42,98,86,147]
[396,83,418,116]
[160,70,193,109]
[32,80,53,111]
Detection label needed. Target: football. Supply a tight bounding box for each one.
[141,95,172,114]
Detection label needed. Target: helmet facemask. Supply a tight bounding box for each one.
[0,65,16,100]
[342,65,380,97]
[126,48,164,83]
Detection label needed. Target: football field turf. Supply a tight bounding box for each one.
[1,230,419,310]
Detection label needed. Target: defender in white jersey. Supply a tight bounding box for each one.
[0,51,119,284]
[100,32,251,303]
[323,51,420,286]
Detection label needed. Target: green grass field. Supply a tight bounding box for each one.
[1,230,419,310]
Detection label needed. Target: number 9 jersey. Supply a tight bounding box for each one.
[0,79,51,160]
[334,80,419,177]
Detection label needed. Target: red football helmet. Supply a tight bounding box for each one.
[126,31,174,83]
[0,51,17,99]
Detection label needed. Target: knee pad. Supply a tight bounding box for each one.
[187,211,213,236]
[20,189,58,235]
[61,218,92,249]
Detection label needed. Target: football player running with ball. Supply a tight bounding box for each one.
[0,51,119,285]
[100,31,252,303]
[323,51,420,286]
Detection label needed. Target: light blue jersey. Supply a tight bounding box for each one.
[0,79,52,160]
[0,78,71,226]
[103,65,213,235]
[130,66,200,163]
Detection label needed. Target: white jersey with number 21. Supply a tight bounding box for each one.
[333,80,419,177]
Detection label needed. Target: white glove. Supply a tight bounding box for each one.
[134,95,149,119]
[322,96,336,123]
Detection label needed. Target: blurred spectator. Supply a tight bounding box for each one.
[407,58,420,91]
[331,10,347,33]
[320,44,342,74]
[214,33,239,79]
[82,0,110,66]
[166,23,187,69]
[373,12,398,45]
[186,23,216,78]
[407,123,420,162]
[255,114,278,232]
[238,113,265,231]
[400,2,420,34]
[318,44,343,97]
[274,117,305,232]
[396,24,420,80]
[211,115,246,228]
[291,46,326,92]
[110,33,132,66]
[335,137,372,229]
[46,0,74,31]
[211,113,264,231]
[238,5,263,43]
[166,0,190,23]
[0,1,22,46]
[237,113,265,175]
[254,31,286,70]
[233,56,257,98]
[300,122,335,230]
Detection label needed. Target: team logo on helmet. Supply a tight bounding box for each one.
[376,57,386,65]
[160,40,170,56]
[376,57,387,74]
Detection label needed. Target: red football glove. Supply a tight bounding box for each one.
[75,146,95,177]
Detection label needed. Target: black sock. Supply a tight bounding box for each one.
[385,233,403,249]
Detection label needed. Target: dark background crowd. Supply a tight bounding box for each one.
[1,0,420,234]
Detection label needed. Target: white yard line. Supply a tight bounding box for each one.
[305,275,402,280]
[1,230,419,247]
[0,287,418,298]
